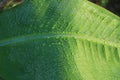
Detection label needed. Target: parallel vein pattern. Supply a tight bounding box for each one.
[0,0,120,80]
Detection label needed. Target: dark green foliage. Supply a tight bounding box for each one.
[0,0,120,80]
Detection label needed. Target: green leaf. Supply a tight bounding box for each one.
[0,0,120,80]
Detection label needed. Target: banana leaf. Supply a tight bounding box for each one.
[0,0,120,80]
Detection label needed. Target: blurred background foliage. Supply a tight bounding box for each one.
[89,0,120,16]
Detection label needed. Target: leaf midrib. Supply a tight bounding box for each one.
[0,33,119,48]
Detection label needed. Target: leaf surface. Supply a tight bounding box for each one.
[0,0,120,80]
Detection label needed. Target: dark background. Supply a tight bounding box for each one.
[89,0,120,16]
